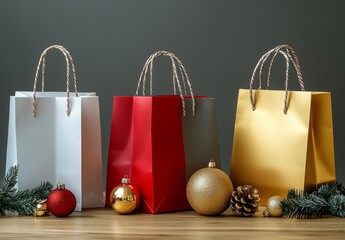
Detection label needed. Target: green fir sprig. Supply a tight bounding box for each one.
[281,182,345,219]
[0,165,53,216]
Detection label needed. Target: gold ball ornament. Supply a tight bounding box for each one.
[110,176,140,214]
[34,199,49,217]
[186,160,234,215]
[265,196,284,217]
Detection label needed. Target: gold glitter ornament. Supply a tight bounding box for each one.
[110,176,140,214]
[186,160,234,215]
[265,196,284,217]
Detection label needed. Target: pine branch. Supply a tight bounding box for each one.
[335,182,345,195]
[0,165,19,196]
[316,184,334,201]
[30,181,54,200]
[0,165,53,216]
[0,166,20,216]
[329,194,345,217]
[281,183,345,219]
[7,189,34,215]
[315,182,345,201]
[281,189,330,219]
[287,189,305,199]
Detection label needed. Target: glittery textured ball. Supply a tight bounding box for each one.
[47,185,76,217]
[186,165,233,215]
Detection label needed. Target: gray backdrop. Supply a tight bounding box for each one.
[1,0,344,185]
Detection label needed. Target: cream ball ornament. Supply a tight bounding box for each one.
[186,160,234,215]
[266,196,284,217]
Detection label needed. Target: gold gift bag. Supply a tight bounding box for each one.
[230,45,336,205]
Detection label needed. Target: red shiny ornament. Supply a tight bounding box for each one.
[47,183,76,217]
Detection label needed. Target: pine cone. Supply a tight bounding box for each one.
[230,185,260,217]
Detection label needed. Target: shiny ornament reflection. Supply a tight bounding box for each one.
[34,199,49,217]
[110,176,140,214]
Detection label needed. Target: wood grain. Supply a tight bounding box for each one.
[0,207,344,239]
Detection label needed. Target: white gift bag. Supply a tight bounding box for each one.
[6,45,104,211]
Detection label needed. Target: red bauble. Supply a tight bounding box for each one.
[47,183,76,217]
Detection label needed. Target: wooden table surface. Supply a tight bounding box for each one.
[0,207,344,239]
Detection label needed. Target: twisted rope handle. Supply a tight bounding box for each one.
[136,51,190,95]
[32,45,78,117]
[145,55,189,96]
[249,47,292,114]
[144,54,178,95]
[265,44,304,90]
[142,52,182,95]
[41,45,78,94]
[136,51,195,116]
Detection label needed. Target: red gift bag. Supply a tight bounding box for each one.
[106,51,220,213]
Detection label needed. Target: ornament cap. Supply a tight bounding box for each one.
[208,160,216,168]
[121,175,130,184]
[57,183,65,189]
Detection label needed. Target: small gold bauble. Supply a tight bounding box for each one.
[266,196,284,217]
[110,176,140,214]
[110,185,137,214]
[34,199,49,217]
[186,160,234,215]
